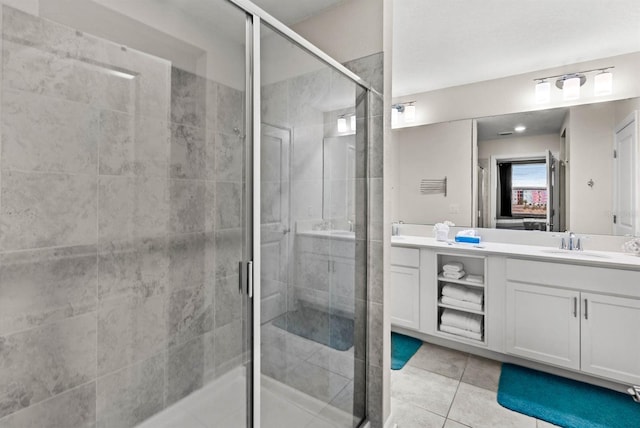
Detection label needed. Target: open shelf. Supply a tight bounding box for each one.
[437,275,484,288]
[436,252,487,345]
[438,298,484,315]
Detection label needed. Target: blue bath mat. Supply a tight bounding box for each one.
[273,306,354,351]
[498,363,640,428]
[391,332,422,370]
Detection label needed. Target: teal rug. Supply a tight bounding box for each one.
[391,332,422,370]
[498,363,640,428]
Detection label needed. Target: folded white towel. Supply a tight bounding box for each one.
[441,308,483,333]
[441,283,483,304]
[440,324,483,341]
[443,262,464,273]
[466,274,484,284]
[442,270,466,280]
[441,296,483,312]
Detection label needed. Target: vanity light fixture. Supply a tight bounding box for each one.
[391,101,417,125]
[514,125,526,133]
[594,69,613,96]
[533,67,614,103]
[535,80,550,104]
[337,115,347,133]
[391,107,399,125]
[561,74,582,101]
[404,103,416,123]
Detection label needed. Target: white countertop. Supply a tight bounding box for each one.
[392,235,640,270]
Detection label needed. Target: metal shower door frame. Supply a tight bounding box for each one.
[231,1,376,426]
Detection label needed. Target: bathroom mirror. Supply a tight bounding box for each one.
[322,135,356,220]
[393,96,640,237]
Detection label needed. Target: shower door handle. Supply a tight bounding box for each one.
[238,260,254,298]
[247,261,253,298]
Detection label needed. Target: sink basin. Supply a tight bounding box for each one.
[539,249,611,259]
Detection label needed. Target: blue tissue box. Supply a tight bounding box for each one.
[455,235,481,244]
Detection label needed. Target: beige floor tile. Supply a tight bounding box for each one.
[537,419,561,427]
[391,365,459,417]
[305,415,340,428]
[460,355,502,392]
[306,346,355,379]
[407,343,469,380]
[392,398,446,428]
[443,419,470,428]
[448,383,537,428]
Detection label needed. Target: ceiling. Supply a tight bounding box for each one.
[250,0,346,25]
[476,108,568,142]
[393,0,640,97]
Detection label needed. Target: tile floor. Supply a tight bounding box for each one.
[391,342,559,428]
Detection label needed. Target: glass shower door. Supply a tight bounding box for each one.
[0,1,253,427]
[259,23,368,428]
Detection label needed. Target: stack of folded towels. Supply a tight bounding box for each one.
[441,283,484,311]
[440,308,483,341]
[441,261,465,280]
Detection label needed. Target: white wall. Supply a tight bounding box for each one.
[394,120,474,226]
[568,103,615,234]
[479,134,562,160]
[393,52,640,128]
[39,0,245,89]
[292,0,383,64]
[1,0,37,13]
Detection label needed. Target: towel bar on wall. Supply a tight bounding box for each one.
[420,177,447,196]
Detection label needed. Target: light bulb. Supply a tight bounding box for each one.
[404,104,416,122]
[350,115,356,131]
[337,117,347,133]
[535,81,550,103]
[391,108,399,126]
[563,77,580,101]
[594,71,613,96]
[514,125,526,133]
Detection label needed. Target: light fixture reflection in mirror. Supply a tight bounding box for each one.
[337,116,347,133]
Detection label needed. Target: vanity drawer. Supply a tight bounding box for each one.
[506,258,640,297]
[391,246,420,267]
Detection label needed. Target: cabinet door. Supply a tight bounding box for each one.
[506,282,580,369]
[390,265,420,330]
[330,256,356,303]
[581,293,640,384]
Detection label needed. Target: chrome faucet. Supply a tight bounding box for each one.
[561,232,582,251]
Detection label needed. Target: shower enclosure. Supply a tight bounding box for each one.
[0,0,375,427]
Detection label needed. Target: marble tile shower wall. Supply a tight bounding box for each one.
[0,6,245,428]
[343,53,385,428]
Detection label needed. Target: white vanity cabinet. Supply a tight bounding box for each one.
[580,292,640,384]
[390,247,420,330]
[294,234,356,315]
[506,282,580,369]
[505,258,640,385]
